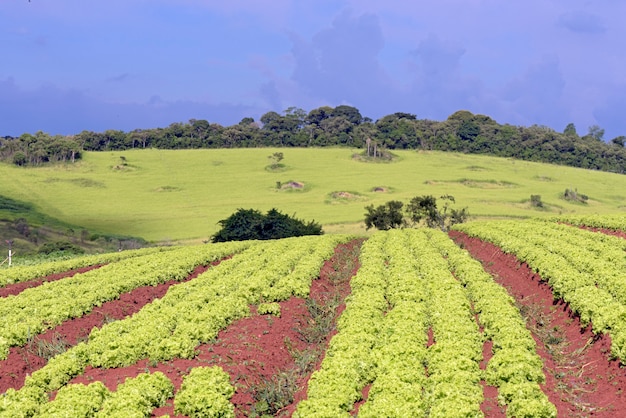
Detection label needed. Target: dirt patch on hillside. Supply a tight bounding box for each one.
[327,191,367,204]
[450,230,626,417]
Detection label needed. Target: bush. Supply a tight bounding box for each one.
[37,241,85,255]
[211,208,323,242]
[530,195,544,208]
[364,200,405,230]
[365,195,469,232]
[563,188,588,204]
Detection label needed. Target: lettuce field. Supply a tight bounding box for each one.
[1,216,626,417]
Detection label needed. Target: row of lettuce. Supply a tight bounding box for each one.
[552,214,626,231]
[454,218,626,361]
[3,224,591,417]
[0,241,251,361]
[0,234,350,417]
[0,246,178,287]
[294,229,556,418]
[11,367,235,418]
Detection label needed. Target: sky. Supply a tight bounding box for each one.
[2,0,626,140]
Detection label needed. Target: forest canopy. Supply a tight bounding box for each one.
[2,107,626,174]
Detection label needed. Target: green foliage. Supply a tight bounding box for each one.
[587,124,605,141]
[12,151,27,166]
[0,242,248,361]
[96,372,174,417]
[211,208,323,242]
[365,195,469,231]
[0,131,81,166]
[530,194,543,208]
[364,200,405,230]
[250,371,299,417]
[612,136,626,147]
[563,188,588,203]
[38,381,109,417]
[457,120,480,141]
[257,302,281,317]
[2,147,626,242]
[563,122,578,137]
[454,219,626,361]
[4,107,626,174]
[267,152,285,170]
[37,240,85,255]
[174,366,235,418]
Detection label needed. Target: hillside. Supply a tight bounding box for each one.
[1,148,624,243]
[2,109,626,174]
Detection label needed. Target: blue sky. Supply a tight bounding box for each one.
[2,0,626,140]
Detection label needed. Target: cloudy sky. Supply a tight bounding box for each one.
[2,0,626,140]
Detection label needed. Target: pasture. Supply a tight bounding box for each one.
[1,148,625,242]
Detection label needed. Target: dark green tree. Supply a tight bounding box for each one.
[211,208,322,242]
[332,105,363,125]
[611,136,626,147]
[366,195,468,231]
[407,194,468,231]
[563,123,578,137]
[457,120,480,142]
[587,125,605,141]
[364,200,405,230]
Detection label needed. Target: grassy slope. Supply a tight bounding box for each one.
[1,148,625,242]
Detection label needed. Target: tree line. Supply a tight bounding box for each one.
[2,106,626,174]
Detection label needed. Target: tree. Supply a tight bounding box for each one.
[211,208,322,242]
[364,201,405,230]
[365,195,469,232]
[587,125,605,141]
[406,194,468,231]
[563,123,578,137]
[268,152,284,169]
[332,105,363,125]
[611,136,626,147]
[306,106,334,125]
[457,120,480,142]
[12,151,27,166]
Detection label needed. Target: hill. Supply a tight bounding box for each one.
[0,148,624,244]
[3,108,626,174]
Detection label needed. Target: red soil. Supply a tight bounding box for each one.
[64,240,361,418]
[480,339,505,417]
[450,230,626,417]
[0,264,105,298]
[0,264,213,394]
[578,225,626,240]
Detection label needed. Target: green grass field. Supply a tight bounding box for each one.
[1,148,625,242]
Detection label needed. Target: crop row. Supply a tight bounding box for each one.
[295,229,555,417]
[0,246,176,287]
[552,214,626,231]
[2,366,235,418]
[0,240,251,360]
[425,230,555,417]
[454,219,626,361]
[0,234,351,417]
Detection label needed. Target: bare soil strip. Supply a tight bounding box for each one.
[479,338,505,417]
[450,230,626,417]
[578,225,626,240]
[0,264,213,394]
[0,264,105,298]
[60,240,362,418]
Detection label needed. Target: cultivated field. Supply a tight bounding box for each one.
[1,148,625,242]
[2,217,626,417]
